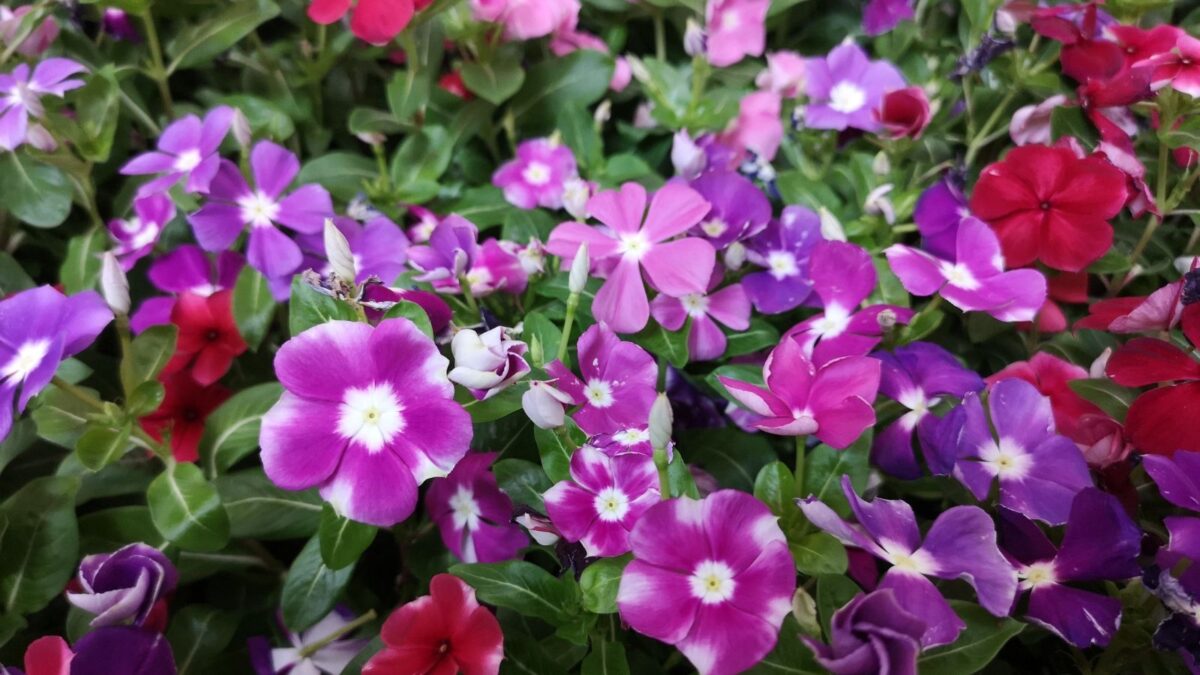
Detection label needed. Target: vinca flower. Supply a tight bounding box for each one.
[545,324,657,435]
[120,106,234,196]
[492,138,579,210]
[426,452,528,563]
[742,206,822,314]
[107,193,176,270]
[448,327,530,400]
[650,266,751,362]
[249,608,368,675]
[66,544,178,629]
[0,58,85,151]
[803,590,928,675]
[544,446,660,557]
[804,43,904,132]
[130,246,244,334]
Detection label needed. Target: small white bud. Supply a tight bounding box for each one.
[864,184,896,225]
[683,18,706,57]
[872,151,891,176]
[671,130,706,179]
[323,218,357,284]
[522,381,573,429]
[1175,256,1200,275]
[649,393,673,450]
[231,108,252,147]
[877,308,897,330]
[626,55,651,85]
[100,252,129,315]
[569,244,590,294]
[1090,347,1113,379]
[724,242,746,271]
[818,207,846,241]
[355,131,386,147]
[593,99,612,127]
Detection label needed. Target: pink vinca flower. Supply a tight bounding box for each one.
[718,334,880,448]
[650,265,750,362]
[544,446,660,557]
[705,0,769,67]
[425,452,528,563]
[617,490,796,675]
[885,216,1047,322]
[260,319,472,527]
[546,324,657,435]
[546,182,715,334]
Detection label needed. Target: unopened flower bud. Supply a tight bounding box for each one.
[872,152,891,176]
[626,55,651,85]
[516,513,561,545]
[877,308,897,330]
[569,244,590,294]
[323,219,357,284]
[864,184,896,224]
[522,381,574,429]
[355,131,386,147]
[1089,347,1112,379]
[724,242,746,270]
[100,252,129,315]
[231,108,252,147]
[818,207,846,241]
[683,19,706,57]
[649,393,673,450]
[792,588,821,638]
[562,178,591,220]
[593,100,612,127]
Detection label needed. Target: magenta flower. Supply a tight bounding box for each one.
[784,240,913,365]
[294,214,411,285]
[260,319,472,527]
[727,91,783,162]
[718,335,880,448]
[800,476,1018,647]
[0,58,86,151]
[66,544,177,628]
[650,267,750,362]
[862,0,914,36]
[589,426,656,458]
[492,138,578,210]
[705,0,769,67]
[688,171,771,250]
[130,245,244,334]
[409,216,526,297]
[804,43,904,132]
[187,140,333,280]
[886,216,1047,322]
[743,206,822,314]
[545,323,657,435]
[425,452,528,563]
[120,106,234,196]
[543,446,659,557]
[913,177,969,260]
[108,193,176,270]
[546,182,715,334]
[617,491,796,675]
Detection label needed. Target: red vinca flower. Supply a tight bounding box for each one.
[140,373,231,462]
[969,144,1127,272]
[163,290,247,386]
[308,0,414,46]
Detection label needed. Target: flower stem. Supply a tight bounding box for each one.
[458,275,481,318]
[557,291,580,364]
[652,11,666,61]
[140,10,174,117]
[1128,141,1172,269]
[297,609,377,659]
[653,445,671,500]
[52,375,168,459]
[794,435,806,491]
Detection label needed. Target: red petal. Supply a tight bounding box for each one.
[307,0,353,23]
[1039,211,1112,273]
[1125,383,1200,455]
[988,211,1042,269]
[1106,337,1200,387]
[351,0,413,45]
[1052,156,1128,220]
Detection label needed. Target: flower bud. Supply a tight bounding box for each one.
[876,308,897,330]
[671,130,706,179]
[872,151,891,176]
[100,252,129,315]
[724,242,746,271]
[683,19,705,57]
[864,184,896,225]
[522,381,574,429]
[355,131,386,147]
[562,177,591,220]
[818,207,846,241]
[449,327,530,399]
[231,108,252,148]
[67,544,177,628]
[1089,347,1112,379]
[516,513,561,545]
[323,219,357,284]
[593,99,612,127]
[569,244,590,294]
[626,55,651,85]
[649,393,673,449]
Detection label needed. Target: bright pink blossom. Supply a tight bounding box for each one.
[545,324,657,435]
[705,0,769,67]
[426,452,528,563]
[650,267,750,362]
[544,446,659,557]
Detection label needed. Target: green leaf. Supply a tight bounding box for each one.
[682,428,775,492]
[298,153,377,203]
[1068,378,1137,423]
[462,50,526,105]
[212,94,295,141]
[215,469,321,540]
[167,605,239,675]
[200,381,282,476]
[0,252,34,296]
[0,420,37,477]
[556,104,602,171]
[746,616,825,674]
[918,601,1025,675]
[579,556,629,614]
[581,639,630,675]
[126,380,166,418]
[461,384,526,423]
[789,532,848,575]
[382,301,433,339]
[78,506,164,553]
[147,462,231,552]
[501,210,558,245]
[0,613,26,649]
[387,68,433,122]
[288,276,359,336]
[534,420,586,483]
[630,320,689,368]
[231,267,276,351]
[120,324,178,395]
[493,459,553,512]
[802,438,871,517]
[705,364,764,404]
[522,311,562,368]
[79,0,150,12]
[75,423,132,471]
[667,452,699,498]
[1050,106,1098,146]
[319,504,377,570]
[31,384,96,449]
[450,561,580,624]
[69,66,121,162]
[0,154,72,228]
[167,0,281,72]
[815,574,860,638]
[754,462,803,537]
[0,476,79,614]
[281,536,356,632]
[512,51,613,130]
[725,319,780,358]
[390,126,454,189]
[60,228,107,294]
[899,308,944,344]
[448,186,515,228]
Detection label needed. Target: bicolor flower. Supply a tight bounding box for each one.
[260,319,472,527]
[705,0,769,67]
[688,171,771,250]
[998,488,1141,648]
[886,216,1047,322]
[800,476,1018,647]
[492,138,578,210]
[130,246,244,334]
[802,590,928,675]
[546,182,715,334]
[249,607,369,675]
[107,193,176,271]
[804,43,904,132]
[0,287,111,443]
[871,342,984,479]
[589,426,658,458]
[1145,32,1200,97]
[0,58,85,151]
[161,290,247,386]
[650,266,750,362]
[426,452,528,563]
[742,206,822,314]
[543,446,660,557]
[120,106,234,196]
[188,140,334,280]
[545,323,657,435]
[718,334,880,448]
[66,544,177,629]
[448,327,530,400]
[617,491,796,675]
[140,373,232,462]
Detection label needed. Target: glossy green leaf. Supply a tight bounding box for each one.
[1068,378,1137,423]
[581,639,630,675]
[199,381,283,476]
[802,437,871,517]
[725,319,780,358]
[75,423,132,471]
[147,462,231,551]
[381,300,433,339]
[0,154,72,229]
[288,276,359,336]
[461,50,526,105]
[167,605,239,675]
[318,504,377,570]
[167,0,281,72]
[918,601,1025,674]
[493,458,553,511]
[450,561,580,624]
[790,532,848,575]
[630,319,689,368]
[0,476,80,614]
[281,536,355,632]
[120,324,178,395]
[231,267,276,351]
[579,555,629,614]
[534,420,586,483]
[60,229,107,294]
[214,469,321,540]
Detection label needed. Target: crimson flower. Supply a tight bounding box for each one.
[140,373,231,462]
[1146,32,1200,97]
[1029,2,1122,83]
[876,86,931,140]
[969,144,1127,272]
[307,0,414,46]
[162,290,247,386]
[364,573,503,675]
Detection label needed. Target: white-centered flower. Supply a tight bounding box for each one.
[449,485,483,531]
[584,379,615,408]
[767,250,799,280]
[690,560,737,604]
[593,486,631,522]
[1,339,51,383]
[522,161,552,186]
[238,191,281,229]
[828,81,867,114]
[337,382,405,453]
[979,437,1033,480]
[174,148,202,172]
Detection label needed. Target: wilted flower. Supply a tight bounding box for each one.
[66,544,178,628]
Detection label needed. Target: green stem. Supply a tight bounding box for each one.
[557,292,580,363]
[794,435,806,492]
[652,11,666,61]
[964,89,1017,166]
[1127,142,1172,269]
[298,609,378,659]
[653,446,671,500]
[52,376,167,458]
[140,10,174,117]
[459,275,481,318]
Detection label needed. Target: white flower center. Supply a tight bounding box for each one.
[174,149,202,172]
[979,436,1032,479]
[593,486,630,522]
[614,428,649,446]
[790,409,819,434]
[767,250,799,280]
[810,303,851,338]
[119,217,143,234]
[584,379,615,408]
[681,293,710,318]
[1,339,51,383]
[828,81,867,114]
[701,218,729,238]
[1019,561,1058,590]
[617,232,651,261]
[464,267,493,290]
[690,560,736,604]
[238,191,280,229]
[522,161,552,186]
[880,540,936,576]
[449,485,482,531]
[337,382,405,453]
[940,262,979,290]
[896,388,940,431]
[7,82,42,116]
[720,10,740,31]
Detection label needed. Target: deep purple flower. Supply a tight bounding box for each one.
[650,266,751,362]
[862,0,914,36]
[998,488,1141,648]
[1144,451,1200,593]
[101,8,141,42]
[71,627,175,675]
[688,171,771,249]
[804,43,904,132]
[66,544,177,628]
[249,608,368,675]
[544,446,660,557]
[913,177,969,260]
[802,589,927,675]
[187,140,333,280]
[665,367,726,430]
[743,205,822,314]
[0,58,86,150]
[129,245,244,334]
[545,323,657,436]
[108,193,176,271]
[426,452,528,563]
[589,427,657,457]
[870,342,984,478]
[493,137,578,210]
[800,476,1018,647]
[120,106,234,196]
[0,287,111,442]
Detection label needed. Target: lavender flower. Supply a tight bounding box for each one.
[108,193,176,270]
[688,171,771,249]
[804,43,904,132]
[249,608,367,675]
[66,544,178,628]
[129,245,244,334]
[120,106,234,196]
[913,176,969,260]
[743,205,822,314]
[0,58,86,151]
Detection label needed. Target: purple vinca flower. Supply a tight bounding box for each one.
[120,106,234,196]
[0,287,111,442]
[688,171,771,250]
[804,42,904,132]
[1144,451,1200,594]
[294,214,411,285]
[589,427,658,458]
[544,446,660,557]
[108,193,176,271]
[71,627,175,675]
[800,476,1018,647]
[913,176,969,260]
[408,216,526,297]
[886,216,1047,322]
[803,589,928,675]
[187,140,333,280]
[870,342,984,479]
[130,245,244,334]
[650,266,751,362]
[998,488,1141,648]
[260,319,472,527]
[66,544,178,628]
[784,240,913,365]
[249,607,368,675]
[425,452,528,563]
[0,58,86,150]
[493,137,579,210]
[743,205,822,314]
[935,378,1094,525]
[545,323,657,436]
[862,0,914,36]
